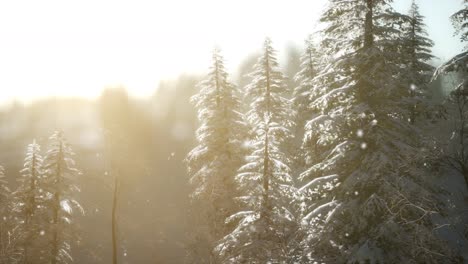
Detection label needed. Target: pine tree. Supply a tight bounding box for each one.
[43,131,83,264]
[0,165,22,264]
[293,35,320,124]
[403,0,435,123]
[292,35,322,198]
[0,165,10,216]
[0,165,11,257]
[185,48,247,262]
[299,1,452,262]
[13,141,46,263]
[98,88,133,264]
[215,38,297,263]
[451,0,468,46]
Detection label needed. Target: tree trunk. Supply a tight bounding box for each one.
[112,174,120,264]
[261,126,270,220]
[261,42,272,220]
[51,143,63,264]
[364,0,374,48]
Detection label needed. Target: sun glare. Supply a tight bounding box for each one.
[0,0,327,103]
[0,0,463,104]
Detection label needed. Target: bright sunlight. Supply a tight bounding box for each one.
[0,0,462,103]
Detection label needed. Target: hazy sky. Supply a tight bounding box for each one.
[0,0,465,103]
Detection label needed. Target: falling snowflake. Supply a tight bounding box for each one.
[168,152,176,160]
[357,129,364,138]
[371,119,378,126]
[410,84,417,91]
[360,142,367,150]
[39,230,45,236]
[450,131,456,140]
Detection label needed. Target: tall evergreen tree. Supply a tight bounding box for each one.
[43,132,83,264]
[185,49,247,262]
[0,165,10,216]
[284,44,302,93]
[0,165,22,263]
[292,36,322,188]
[299,1,452,262]
[216,38,297,263]
[403,0,435,123]
[98,88,136,264]
[293,35,320,123]
[13,141,46,263]
[451,0,468,47]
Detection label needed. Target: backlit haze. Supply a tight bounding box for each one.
[0,0,464,104]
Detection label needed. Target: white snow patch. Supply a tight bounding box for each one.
[61,200,72,214]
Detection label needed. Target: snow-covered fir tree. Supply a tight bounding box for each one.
[299,0,454,262]
[291,36,321,174]
[215,38,297,263]
[451,0,467,47]
[185,48,247,262]
[0,165,22,263]
[43,131,83,264]
[0,165,10,217]
[293,35,320,123]
[13,141,47,263]
[402,0,435,123]
[0,165,11,252]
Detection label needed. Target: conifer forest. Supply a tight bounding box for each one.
[0,0,467,263]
